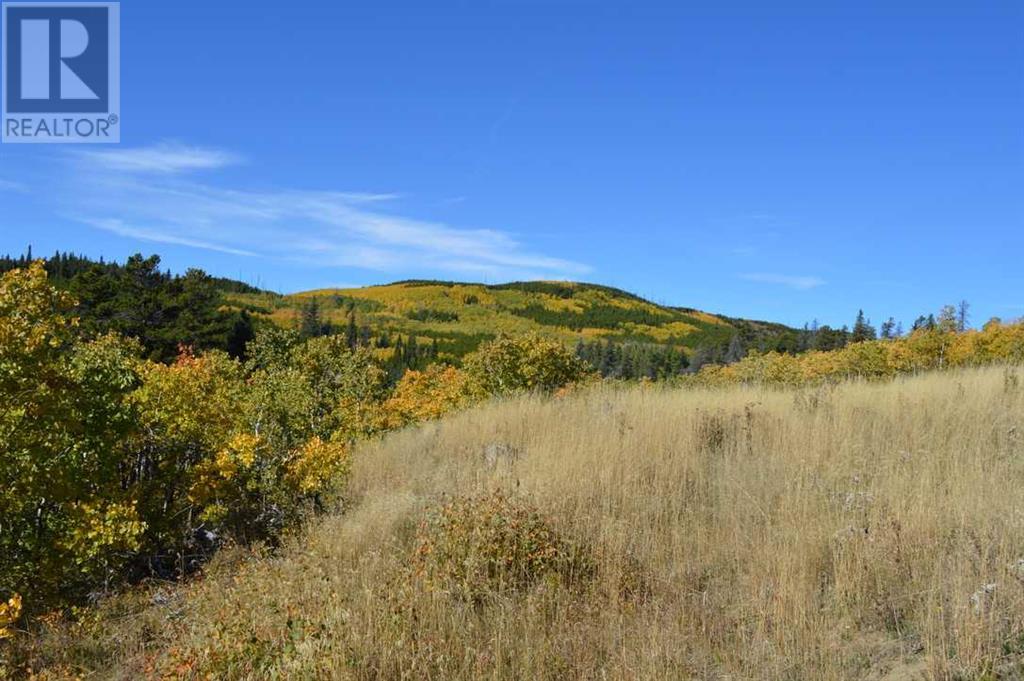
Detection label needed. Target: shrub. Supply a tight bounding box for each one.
[383,364,481,427]
[136,348,359,548]
[128,349,248,552]
[411,491,593,603]
[463,334,593,396]
[285,435,351,496]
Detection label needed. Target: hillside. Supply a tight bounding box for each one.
[228,279,802,362]
[19,366,1024,679]
[0,250,808,376]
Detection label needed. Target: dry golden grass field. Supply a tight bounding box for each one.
[15,366,1024,680]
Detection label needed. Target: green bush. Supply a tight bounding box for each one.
[463,334,593,396]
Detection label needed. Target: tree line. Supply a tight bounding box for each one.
[2,249,257,362]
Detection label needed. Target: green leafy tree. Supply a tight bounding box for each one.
[244,325,301,373]
[937,305,959,333]
[464,334,593,396]
[0,264,143,606]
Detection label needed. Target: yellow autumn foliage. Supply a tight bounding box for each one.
[286,436,351,495]
[59,503,146,570]
[691,321,1024,387]
[0,594,22,640]
[383,365,480,427]
[230,280,739,359]
[189,433,262,510]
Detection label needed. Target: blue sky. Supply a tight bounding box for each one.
[1,0,1021,328]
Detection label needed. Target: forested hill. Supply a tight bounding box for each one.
[227,279,809,378]
[2,249,828,380]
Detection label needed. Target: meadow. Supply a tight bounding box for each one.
[13,365,1024,680]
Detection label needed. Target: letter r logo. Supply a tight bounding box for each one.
[20,18,99,100]
[4,4,110,113]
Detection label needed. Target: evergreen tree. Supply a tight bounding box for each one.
[346,311,358,349]
[851,310,876,343]
[407,335,419,365]
[574,339,689,380]
[957,300,970,332]
[299,298,325,339]
[226,311,256,359]
[812,325,848,351]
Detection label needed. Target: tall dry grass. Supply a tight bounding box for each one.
[13,366,1024,680]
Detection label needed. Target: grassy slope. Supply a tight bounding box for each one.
[227,280,795,359]
[25,365,1024,679]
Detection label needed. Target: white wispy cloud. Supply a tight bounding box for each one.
[81,217,258,257]
[54,142,590,282]
[740,273,825,290]
[76,141,242,174]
